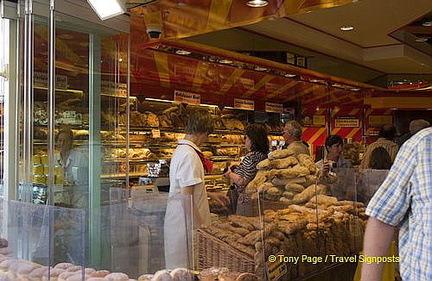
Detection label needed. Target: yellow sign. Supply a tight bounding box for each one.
[369,115,393,126]
[335,116,360,128]
[266,251,287,281]
[174,90,201,105]
[313,115,326,126]
[265,102,283,113]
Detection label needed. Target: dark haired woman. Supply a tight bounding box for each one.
[224,123,269,215]
[369,147,392,170]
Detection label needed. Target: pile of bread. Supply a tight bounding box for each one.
[0,255,258,281]
[246,151,320,202]
[201,198,367,279]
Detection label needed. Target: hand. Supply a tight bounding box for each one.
[223,169,231,178]
[208,192,230,206]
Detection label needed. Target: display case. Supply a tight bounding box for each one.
[196,150,367,281]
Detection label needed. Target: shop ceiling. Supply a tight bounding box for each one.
[129,0,432,87]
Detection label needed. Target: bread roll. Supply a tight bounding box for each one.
[87,278,106,281]
[90,270,110,277]
[170,268,192,281]
[235,273,258,281]
[42,267,64,281]
[54,263,74,270]
[105,272,130,281]
[152,269,173,281]
[58,271,78,281]
[137,274,153,281]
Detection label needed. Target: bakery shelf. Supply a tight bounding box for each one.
[101,172,143,179]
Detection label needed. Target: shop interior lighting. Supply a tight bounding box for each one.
[340,26,354,31]
[284,73,297,78]
[415,37,429,43]
[200,103,218,108]
[254,66,268,71]
[246,0,269,8]
[219,59,233,64]
[422,21,432,27]
[145,98,173,103]
[175,49,191,55]
[87,0,125,21]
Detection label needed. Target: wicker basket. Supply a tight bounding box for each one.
[196,229,255,273]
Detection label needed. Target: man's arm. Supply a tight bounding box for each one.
[360,217,395,281]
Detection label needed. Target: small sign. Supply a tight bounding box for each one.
[174,90,201,105]
[265,102,283,113]
[151,129,161,138]
[369,115,393,126]
[101,81,127,97]
[313,115,326,126]
[335,116,360,128]
[34,72,68,89]
[266,250,288,281]
[238,78,254,89]
[234,98,255,111]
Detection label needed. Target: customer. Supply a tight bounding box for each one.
[315,135,352,200]
[359,124,398,169]
[397,119,430,147]
[360,127,432,281]
[164,110,229,269]
[315,134,351,175]
[369,147,392,170]
[224,123,269,215]
[282,120,309,156]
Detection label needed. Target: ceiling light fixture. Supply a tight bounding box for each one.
[175,50,191,55]
[415,37,429,43]
[254,66,268,71]
[422,21,432,27]
[284,73,296,78]
[340,26,354,31]
[219,59,233,64]
[87,0,125,21]
[246,0,269,8]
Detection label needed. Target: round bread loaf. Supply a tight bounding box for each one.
[58,271,78,281]
[152,270,173,281]
[170,268,192,281]
[87,278,105,281]
[235,273,258,281]
[54,263,74,270]
[91,270,110,277]
[104,272,129,281]
[42,267,64,281]
[137,274,153,281]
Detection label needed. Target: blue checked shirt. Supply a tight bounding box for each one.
[366,127,432,281]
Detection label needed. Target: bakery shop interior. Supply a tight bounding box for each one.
[0,0,431,280]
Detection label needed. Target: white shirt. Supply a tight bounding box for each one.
[164,139,210,269]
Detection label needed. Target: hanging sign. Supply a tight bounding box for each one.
[335,116,360,128]
[174,90,201,105]
[265,102,283,113]
[369,115,393,126]
[234,98,255,111]
[238,78,254,89]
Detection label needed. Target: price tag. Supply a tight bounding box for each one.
[266,250,287,281]
[151,129,161,138]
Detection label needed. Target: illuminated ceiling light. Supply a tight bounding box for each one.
[254,66,268,71]
[350,88,360,92]
[175,49,191,55]
[284,73,296,78]
[177,1,186,7]
[118,58,123,62]
[422,21,432,27]
[219,59,233,64]
[145,98,173,103]
[340,26,354,31]
[246,0,269,8]
[87,0,125,21]
[415,37,429,43]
